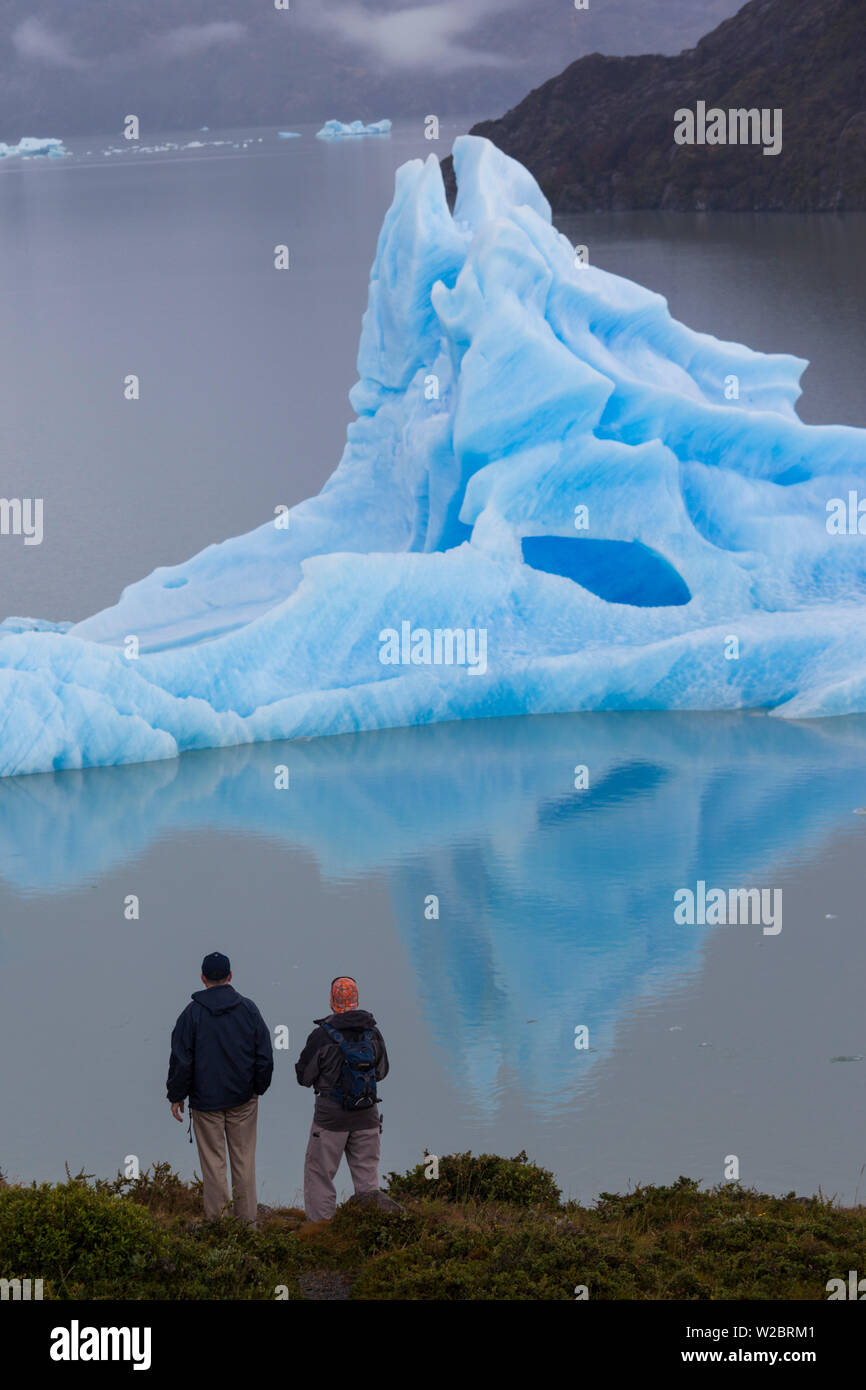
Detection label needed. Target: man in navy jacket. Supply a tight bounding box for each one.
[167,952,273,1223]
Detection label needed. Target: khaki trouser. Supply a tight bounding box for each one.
[192,1096,259,1223]
[304,1122,381,1221]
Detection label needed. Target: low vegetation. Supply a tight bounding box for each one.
[0,1156,860,1300]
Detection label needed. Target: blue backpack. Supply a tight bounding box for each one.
[320,1020,379,1110]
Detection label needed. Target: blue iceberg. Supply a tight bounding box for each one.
[316,118,392,139]
[0,136,67,159]
[2,135,866,777]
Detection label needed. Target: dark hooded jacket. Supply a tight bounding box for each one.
[167,985,274,1112]
[295,1009,388,1132]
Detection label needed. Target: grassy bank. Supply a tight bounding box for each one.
[0,1152,861,1300]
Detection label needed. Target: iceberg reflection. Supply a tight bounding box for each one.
[1,710,863,1115]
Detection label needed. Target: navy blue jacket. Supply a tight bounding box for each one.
[167,985,273,1112]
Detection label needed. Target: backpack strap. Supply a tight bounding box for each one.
[320,1019,348,1105]
[318,1023,341,1095]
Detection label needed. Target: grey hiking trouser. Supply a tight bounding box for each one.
[303,1121,381,1221]
[192,1096,259,1224]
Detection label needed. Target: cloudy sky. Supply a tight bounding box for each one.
[0,0,746,135]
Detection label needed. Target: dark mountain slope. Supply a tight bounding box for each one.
[450,0,866,211]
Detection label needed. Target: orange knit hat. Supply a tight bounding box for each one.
[330,976,359,1013]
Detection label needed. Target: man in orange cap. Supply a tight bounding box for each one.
[295,976,389,1221]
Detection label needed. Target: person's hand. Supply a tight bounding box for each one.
[171,1101,185,1123]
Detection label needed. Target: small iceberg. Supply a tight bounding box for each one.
[316,119,391,139]
[0,136,67,159]
[278,131,301,139]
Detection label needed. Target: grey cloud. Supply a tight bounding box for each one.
[146,21,247,62]
[299,0,519,71]
[12,17,246,72]
[12,17,87,69]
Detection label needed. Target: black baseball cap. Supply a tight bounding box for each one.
[201,951,231,981]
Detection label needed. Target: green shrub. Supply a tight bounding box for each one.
[2,1158,864,1300]
[385,1150,561,1209]
[95,1161,203,1218]
[157,1219,305,1300]
[351,1215,593,1300]
[330,1202,426,1256]
[0,1173,164,1297]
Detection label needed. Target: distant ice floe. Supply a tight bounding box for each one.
[0,137,67,159]
[99,139,234,158]
[3,135,866,777]
[316,118,392,139]
[278,131,301,139]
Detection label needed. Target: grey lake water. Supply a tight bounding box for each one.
[1,122,866,1206]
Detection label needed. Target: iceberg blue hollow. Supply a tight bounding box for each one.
[2,135,866,777]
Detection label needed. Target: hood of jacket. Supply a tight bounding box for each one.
[315,1009,377,1030]
[192,984,243,1015]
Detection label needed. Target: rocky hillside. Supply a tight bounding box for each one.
[450,0,866,211]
